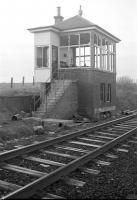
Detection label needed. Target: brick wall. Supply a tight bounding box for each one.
[92,70,116,118]
[59,68,116,119]
[0,96,33,114]
[49,81,78,119]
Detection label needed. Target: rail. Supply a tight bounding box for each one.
[1,112,137,199]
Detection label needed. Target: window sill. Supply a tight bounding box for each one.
[35,67,50,70]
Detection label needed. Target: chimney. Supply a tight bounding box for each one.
[78,5,83,16]
[54,7,64,24]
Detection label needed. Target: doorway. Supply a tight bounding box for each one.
[52,45,58,79]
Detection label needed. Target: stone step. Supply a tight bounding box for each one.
[34,79,74,118]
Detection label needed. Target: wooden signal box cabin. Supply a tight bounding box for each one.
[28,6,120,119]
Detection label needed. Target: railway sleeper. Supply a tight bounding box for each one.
[0,163,47,177]
[41,193,65,199]
[0,180,21,191]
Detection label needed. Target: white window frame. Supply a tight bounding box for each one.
[35,45,49,69]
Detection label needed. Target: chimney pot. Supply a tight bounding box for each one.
[54,6,64,24]
[78,5,83,16]
[57,7,61,16]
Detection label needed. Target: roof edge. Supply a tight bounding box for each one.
[28,25,60,33]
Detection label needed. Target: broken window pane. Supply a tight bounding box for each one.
[80,33,90,45]
[70,34,79,45]
[94,34,97,45]
[60,35,69,46]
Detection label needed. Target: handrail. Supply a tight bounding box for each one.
[33,67,75,113]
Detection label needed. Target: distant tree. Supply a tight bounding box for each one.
[116,76,137,111]
[117,76,135,92]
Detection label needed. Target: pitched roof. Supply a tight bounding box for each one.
[54,15,96,30]
[28,15,120,42]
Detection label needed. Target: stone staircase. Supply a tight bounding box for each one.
[33,80,73,118]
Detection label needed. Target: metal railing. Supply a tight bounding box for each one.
[33,68,76,112]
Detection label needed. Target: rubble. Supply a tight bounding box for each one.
[20,111,31,118]
[33,125,44,135]
[11,114,22,121]
[22,117,42,126]
[41,118,74,132]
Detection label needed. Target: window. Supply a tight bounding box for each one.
[60,35,69,46]
[107,84,111,102]
[80,33,90,45]
[36,46,49,68]
[76,46,90,67]
[70,34,79,45]
[94,34,115,72]
[60,33,90,68]
[94,34,101,69]
[100,83,105,102]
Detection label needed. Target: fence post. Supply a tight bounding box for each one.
[22,76,25,85]
[33,95,35,111]
[11,77,13,88]
[33,76,35,86]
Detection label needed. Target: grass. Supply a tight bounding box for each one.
[0,83,41,96]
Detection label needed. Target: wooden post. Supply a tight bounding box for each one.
[22,76,25,85]
[34,95,35,111]
[33,76,35,86]
[11,77,13,88]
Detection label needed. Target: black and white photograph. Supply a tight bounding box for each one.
[0,0,137,199]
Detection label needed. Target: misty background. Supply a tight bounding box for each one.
[0,0,136,82]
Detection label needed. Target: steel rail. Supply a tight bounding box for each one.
[2,116,137,199]
[0,113,137,162]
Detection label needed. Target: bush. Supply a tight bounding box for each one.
[116,76,137,111]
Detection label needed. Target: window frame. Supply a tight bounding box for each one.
[106,83,111,102]
[75,46,90,67]
[60,32,91,68]
[100,83,105,102]
[94,34,115,72]
[35,45,49,68]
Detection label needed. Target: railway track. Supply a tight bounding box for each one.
[1,113,137,199]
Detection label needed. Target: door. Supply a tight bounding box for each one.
[52,45,58,79]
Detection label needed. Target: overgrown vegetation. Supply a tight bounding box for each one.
[116,76,137,111]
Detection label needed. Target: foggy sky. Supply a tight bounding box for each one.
[0,0,136,82]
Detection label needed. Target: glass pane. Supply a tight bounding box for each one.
[43,47,48,67]
[97,47,100,55]
[81,57,84,62]
[52,46,58,63]
[95,55,97,68]
[80,47,84,56]
[98,55,100,68]
[111,54,114,71]
[60,47,69,68]
[102,38,105,46]
[85,60,90,67]
[60,35,69,46]
[98,36,101,46]
[76,48,79,56]
[76,57,79,66]
[94,34,97,45]
[37,47,42,67]
[81,61,84,66]
[70,34,79,45]
[85,46,90,55]
[80,33,90,45]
